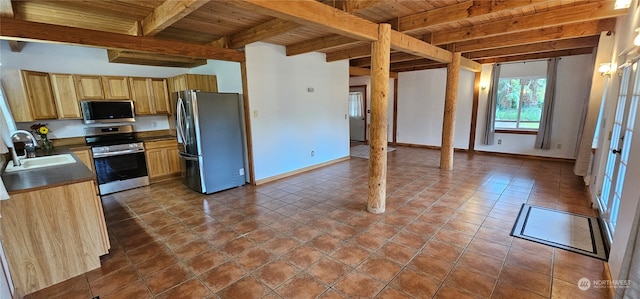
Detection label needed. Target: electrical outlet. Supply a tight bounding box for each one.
[497,139,502,145]
[311,150,315,156]
[253,110,258,118]
[557,143,562,149]
[307,87,314,92]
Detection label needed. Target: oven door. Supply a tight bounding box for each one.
[93,151,149,194]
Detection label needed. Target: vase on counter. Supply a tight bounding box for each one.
[40,135,53,152]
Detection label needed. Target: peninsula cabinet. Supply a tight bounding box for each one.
[145,139,180,181]
[129,77,170,115]
[71,146,95,173]
[0,180,109,297]
[1,69,57,122]
[50,73,82,119]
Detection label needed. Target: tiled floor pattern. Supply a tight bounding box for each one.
[27,147,612,299]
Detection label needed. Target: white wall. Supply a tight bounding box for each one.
[474,55,593,158]
[244,42,349,182]
[396,68,474,149]
[0,41,239,138]
[348,76,395,142]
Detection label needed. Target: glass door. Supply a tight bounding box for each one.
[349,86,367,142]
[599,62,640,242]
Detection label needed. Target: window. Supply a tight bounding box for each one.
[349,91,364,118]
[495,77,547,130]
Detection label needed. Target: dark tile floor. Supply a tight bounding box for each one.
[27,147,612,298]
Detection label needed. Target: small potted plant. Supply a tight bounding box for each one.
[30,123,53,152]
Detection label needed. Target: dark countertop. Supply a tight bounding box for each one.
[138,135,177,142]
[2,147,96,195]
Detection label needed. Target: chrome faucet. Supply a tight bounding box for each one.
[10,130,37,165]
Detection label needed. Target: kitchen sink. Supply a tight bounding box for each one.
[4,154,77,173]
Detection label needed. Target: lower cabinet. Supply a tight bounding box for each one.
[0,180,109,297]
[71,146,95,173]
[145,139,180,182]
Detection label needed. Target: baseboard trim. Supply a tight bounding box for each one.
[255,156,350,185]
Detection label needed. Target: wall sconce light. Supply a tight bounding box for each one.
[634,28,640,46]
[599,63,613,77]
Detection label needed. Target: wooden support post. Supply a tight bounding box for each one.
[392,77,399,146]
[440,52,461,170]
[367,23,391,214]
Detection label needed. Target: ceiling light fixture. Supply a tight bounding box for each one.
[599,63,613,77]
[615,0,632,9]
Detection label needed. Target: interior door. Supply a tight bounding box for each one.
[349,86,367,142]
[599,62,639,242]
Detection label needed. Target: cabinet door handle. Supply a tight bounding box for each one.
[612,148,622,154]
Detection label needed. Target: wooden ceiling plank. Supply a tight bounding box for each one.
[479,47,595,64]
[432,2,626,45]
[239,0,379,42]
[390,30,451,63]
[453,18,616,53]
[287,35,357,56]
[240,0,451,63]
[467,36,599,60]
[141,0,210,36]
[392,63,448,72]
[0,0,13,18]
[399,0,546,32]
[0,18,245,62]
[228,18,300,49]
[301,0,545,57]
[339,0,383,13]
[326,45,371,62]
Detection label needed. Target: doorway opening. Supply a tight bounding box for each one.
[349,85,367,143]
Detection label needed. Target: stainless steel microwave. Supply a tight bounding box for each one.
[81,100,135,124]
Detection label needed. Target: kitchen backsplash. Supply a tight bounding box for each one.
[16,115,171,139]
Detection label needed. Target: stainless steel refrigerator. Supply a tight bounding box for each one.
[175,90,246,194]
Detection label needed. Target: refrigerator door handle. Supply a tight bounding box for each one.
[179,152,199,161]
[176,97,187,144]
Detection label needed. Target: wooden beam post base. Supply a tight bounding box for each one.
[367,24,391,214]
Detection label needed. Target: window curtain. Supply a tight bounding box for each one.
[483,64,501,145]
[349,92,363,118]
[535,58,559,149]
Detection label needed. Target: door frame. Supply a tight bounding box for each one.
[349,85,368,142]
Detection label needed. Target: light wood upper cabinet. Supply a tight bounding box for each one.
[188,74,218,92]
[129,77,153,115]
[1,69,57,122]
[75,75,104,100]
[129,77,170,115]
[150,78,170,114]
[50,73,82,119]
[167,74,218,94]
[102,76,130,99]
